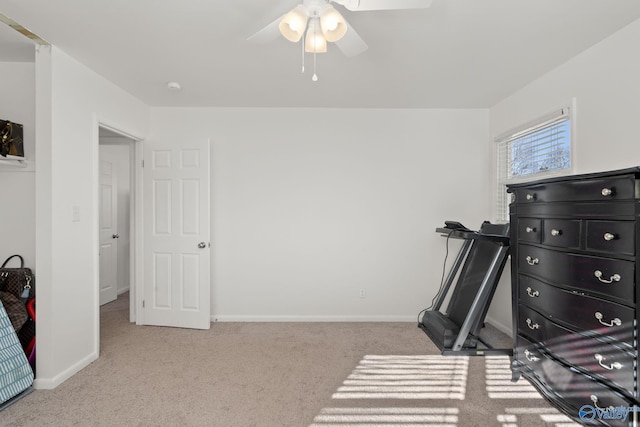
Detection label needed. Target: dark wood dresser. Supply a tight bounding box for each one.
[507,167,640,426]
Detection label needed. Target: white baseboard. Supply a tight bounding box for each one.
[117,287,130,295]
[33,351,98,390]
[485,316,511,336]
[212,314,416,322]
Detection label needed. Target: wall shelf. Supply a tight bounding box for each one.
[0,155,27,168]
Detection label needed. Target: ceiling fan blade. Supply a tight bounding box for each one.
[334,0,433,11]
[247,15,284,43]
[334,22,368,57]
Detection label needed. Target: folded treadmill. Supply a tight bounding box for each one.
[418,221,512,356]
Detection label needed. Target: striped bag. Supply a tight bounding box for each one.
[0,299,33,408]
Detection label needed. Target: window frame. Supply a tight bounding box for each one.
[495,105,574,222]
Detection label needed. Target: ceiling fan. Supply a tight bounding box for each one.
[248,0,433,80]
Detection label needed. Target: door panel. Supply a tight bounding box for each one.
[181,254,200,310]
[143,139,210,329]
[99,149,118,306]
[153,252,172,308]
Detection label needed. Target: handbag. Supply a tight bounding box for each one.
[0,291,28,332]
[0,119,24,157]
[0,255,35,301]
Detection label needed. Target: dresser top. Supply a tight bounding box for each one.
[507,166,640,189]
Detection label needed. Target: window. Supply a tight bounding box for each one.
[496,107,572,221]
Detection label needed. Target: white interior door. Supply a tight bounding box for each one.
[99,148,119,306]
[142,139,211,329]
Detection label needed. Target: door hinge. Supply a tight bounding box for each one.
[141,159,144,168]
[142,300,145,308]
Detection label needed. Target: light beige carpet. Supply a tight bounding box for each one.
[1,294,578,426]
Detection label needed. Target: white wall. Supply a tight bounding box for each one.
[486,17,640,332]
[0,62,35,269]
[149,108,490,321]
[35,46,148,389]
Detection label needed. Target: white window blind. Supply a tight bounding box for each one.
[496,107,572,221]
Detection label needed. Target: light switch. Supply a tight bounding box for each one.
[72,205,81,222]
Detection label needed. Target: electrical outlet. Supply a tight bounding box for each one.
[359,288,366,299]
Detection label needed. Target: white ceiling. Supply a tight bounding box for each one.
[1,0,639,108]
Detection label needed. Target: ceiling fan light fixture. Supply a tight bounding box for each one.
[304,18,327,53]
[279,6,309,42]
[319,6,347,42]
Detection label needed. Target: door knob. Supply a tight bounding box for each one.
[112,234,120,239]
[198,242,207,249]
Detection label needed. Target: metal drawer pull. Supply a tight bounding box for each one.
[526,318,540,330]
[590,394,612,410]
[525,226,536,233]
[594,270,621,283]
[550,229,561,236]
[603,232,615,241]
[526,193,536,201]
[594,311,622,327]
[525,256,539,265]
[526,287,539,298]
[601,188,613,196]
[594,354,622,370]
[524,349,539,362]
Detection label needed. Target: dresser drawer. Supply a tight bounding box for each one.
[542,219,580,249]
[516,336,635,427]
[518,304,568,344]
[518,245,635,305]
[517,218,541,243]
[550,331,636,396]
[511,200,638,219]
[518,276,635,341]
[518,304,635,391]
[511,175,637,204]
[587,220,635,256]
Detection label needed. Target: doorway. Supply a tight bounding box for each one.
[98,126,136,319]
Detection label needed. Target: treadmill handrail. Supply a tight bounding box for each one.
[435,227,510,245]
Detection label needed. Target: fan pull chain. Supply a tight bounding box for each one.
[301,33,305,73]
[312,51,318,82]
